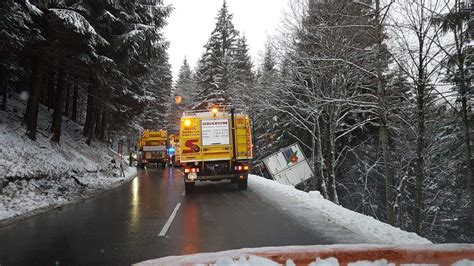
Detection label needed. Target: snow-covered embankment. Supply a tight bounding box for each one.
[248,175,430,245]
[0,94,137,224]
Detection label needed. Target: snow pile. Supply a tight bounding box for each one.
[136,245,474,265]
[0,94,136,223]
[248,175,430,244]
[214,255,283,266]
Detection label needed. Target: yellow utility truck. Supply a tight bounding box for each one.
[137,130,168,168]
[179,106,253,192]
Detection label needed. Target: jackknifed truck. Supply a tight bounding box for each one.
[179,106,253,192]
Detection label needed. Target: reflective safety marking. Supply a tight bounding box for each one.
[159,203,181,237]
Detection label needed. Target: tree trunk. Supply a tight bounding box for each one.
[84,85,94,136]
[311,119,318,191]
[51,68,66,143]
[413,46,426,233]
[94,106,102,137]
[327,119,338,204]
[64,82,71,118]
[85,102,96,146]
[375,0,395,225]
[414,84,425,234]
[25,55,44,141]
[47,69,56,111]
[461,94,474,233]
[1,68,6,111]
[99,109,107,141]
[315,116,328,199]
[84,86,96,146]
[71,85,78,121]
[40,68,49,106]
[324,112,338,204]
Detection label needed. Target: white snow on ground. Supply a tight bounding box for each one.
[214,255,281,266]
[248,175,431,244]
[136,244,474,265]
[0,93,137,222]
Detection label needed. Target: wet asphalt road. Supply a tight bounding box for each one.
[0,167,369,265]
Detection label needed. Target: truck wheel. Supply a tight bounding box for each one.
[185,182,195,193]
[238,179,248,190]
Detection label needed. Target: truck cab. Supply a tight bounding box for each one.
[179,106,253,192]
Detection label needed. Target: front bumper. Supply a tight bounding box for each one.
[184,173,247,183]
[143,158,166,164]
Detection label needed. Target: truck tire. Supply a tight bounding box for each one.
[185,182,195,193]
[238,179,248,190]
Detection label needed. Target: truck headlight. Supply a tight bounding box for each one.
[188,173,197,180]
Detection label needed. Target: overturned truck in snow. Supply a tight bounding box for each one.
[179,106,253,192]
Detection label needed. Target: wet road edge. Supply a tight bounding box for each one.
[0,169,138,230]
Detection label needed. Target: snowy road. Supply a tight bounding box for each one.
[0,167,376,265]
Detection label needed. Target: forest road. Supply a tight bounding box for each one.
[0,167,370,265]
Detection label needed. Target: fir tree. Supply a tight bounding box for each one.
[433,0,474,235]
[231,34,255,109]
[194,0,240,109]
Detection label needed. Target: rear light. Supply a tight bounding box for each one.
[235,165,249,171]
[185,168,199,173]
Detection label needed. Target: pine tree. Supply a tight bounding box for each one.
[73,0,172,139]
[175,57,196,109]
[253,42,279,159]
[231,34,255,109]
[194,0,240,109]
[166,57,197,133]
[1,0,172,144]
[433,0,474,235]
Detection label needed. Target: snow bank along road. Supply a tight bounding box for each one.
[0,168,427,265]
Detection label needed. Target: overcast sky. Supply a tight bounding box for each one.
[163,0,289,81]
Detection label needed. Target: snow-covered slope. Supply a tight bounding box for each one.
[0,93,136,223]
[248,175,430,245]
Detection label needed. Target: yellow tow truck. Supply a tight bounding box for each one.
[179,106,253,192]
[137,130,168,168]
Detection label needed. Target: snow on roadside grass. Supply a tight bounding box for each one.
[248,175,430,244]
[0,94,137,223]
[0,167,136,221]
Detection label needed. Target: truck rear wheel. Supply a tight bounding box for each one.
[185,182,195,193]
[238,179,248,190]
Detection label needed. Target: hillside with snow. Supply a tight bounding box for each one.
[0,93,136,223]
